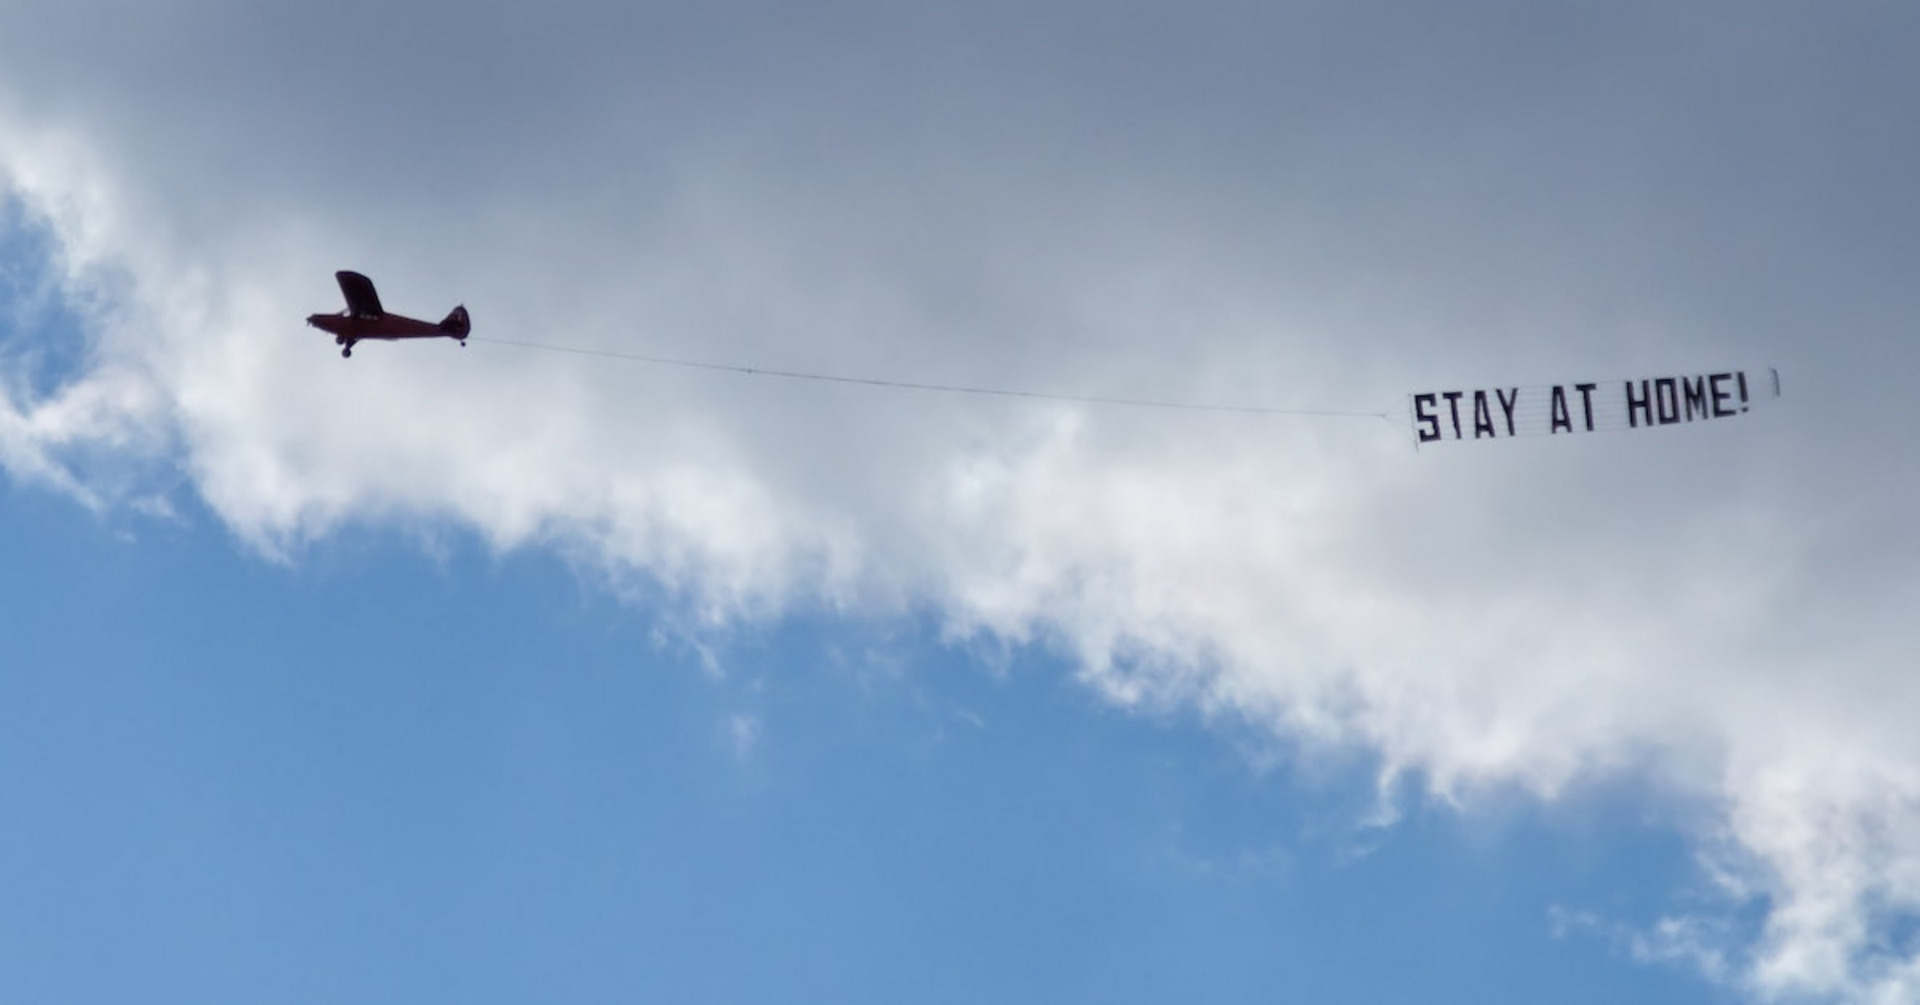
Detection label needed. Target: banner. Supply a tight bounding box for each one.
[1410,369,1779,445]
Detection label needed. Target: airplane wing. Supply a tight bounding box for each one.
[336,271,385,319]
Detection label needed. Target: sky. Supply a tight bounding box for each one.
[0,2,1915,1001]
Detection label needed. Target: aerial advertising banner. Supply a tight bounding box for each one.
[1410,368,1779,445]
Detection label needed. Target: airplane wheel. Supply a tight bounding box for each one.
[342,347,352,358]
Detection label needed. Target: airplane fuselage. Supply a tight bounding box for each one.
[306,312,459,342]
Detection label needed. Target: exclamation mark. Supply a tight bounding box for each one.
[1737,371,1750,414]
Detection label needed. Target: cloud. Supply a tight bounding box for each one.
[4,2,1919,998]
[728,714,762,764]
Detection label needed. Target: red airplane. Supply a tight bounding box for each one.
[307,270,470,358]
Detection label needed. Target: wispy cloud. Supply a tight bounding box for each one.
[727,714,762,764]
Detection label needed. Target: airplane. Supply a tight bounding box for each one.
[306,270,470,358]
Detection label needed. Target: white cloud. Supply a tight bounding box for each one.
[3,3,1919,999]
[728,714,762,764]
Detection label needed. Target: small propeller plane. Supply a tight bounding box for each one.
[307,270,470,358]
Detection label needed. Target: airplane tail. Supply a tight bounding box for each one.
[439,305,471,337]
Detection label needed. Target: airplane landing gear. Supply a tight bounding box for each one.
[342,346,353,358]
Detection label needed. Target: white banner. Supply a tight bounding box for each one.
[1410,368,1780,445]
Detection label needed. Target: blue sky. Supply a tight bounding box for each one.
[0,475,1725,1003]
[3,3,1919,1001]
